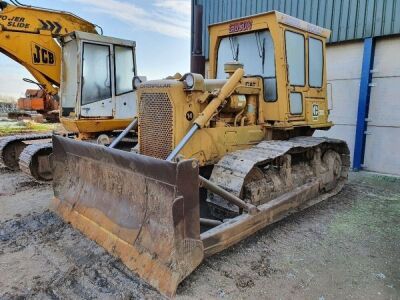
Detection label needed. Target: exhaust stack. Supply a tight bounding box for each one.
[190,4,205,76]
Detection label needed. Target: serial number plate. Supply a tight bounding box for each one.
[229,20,253,33]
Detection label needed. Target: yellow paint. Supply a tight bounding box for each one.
[0,3,134,137]
[61,117,133,134]
[208,11,331,127]
[0,2,97,95]
[137,11,334,166]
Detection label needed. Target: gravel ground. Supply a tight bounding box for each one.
[0,166,399,299]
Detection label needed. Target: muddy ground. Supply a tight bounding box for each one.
[0,166,399,299]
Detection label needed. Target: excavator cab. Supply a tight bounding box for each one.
[59,31,137,138]
[52,12,349,297]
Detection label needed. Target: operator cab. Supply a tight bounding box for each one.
[60,31,137,134]
[211,12,330,129]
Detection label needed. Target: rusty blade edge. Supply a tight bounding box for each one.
[52,196,183,298]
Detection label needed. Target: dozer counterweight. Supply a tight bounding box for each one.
[52,11,349,297]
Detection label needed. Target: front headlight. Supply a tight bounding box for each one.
[180,73,204,91]
[132,76,142,90]
[184,73,195,89]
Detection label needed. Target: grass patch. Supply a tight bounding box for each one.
[329,182,400,240]
[0,120,56,136]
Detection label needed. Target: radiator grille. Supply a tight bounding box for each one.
[139,92,173,159]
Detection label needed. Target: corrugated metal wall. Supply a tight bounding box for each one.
[192,0,400,58]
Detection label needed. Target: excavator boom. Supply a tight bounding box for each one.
[0,0,97,94]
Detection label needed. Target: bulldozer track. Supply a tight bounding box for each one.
[207,136,350,218]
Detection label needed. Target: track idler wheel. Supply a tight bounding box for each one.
[19,143,53,181]
[0,139,26,170]
[321,149,342,191]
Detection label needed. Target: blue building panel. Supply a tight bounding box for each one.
[353,38,376,170]
[192,0,400,59]
[347,0,358,40]
[383,0,395,35]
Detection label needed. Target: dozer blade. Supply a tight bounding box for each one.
[51,136,204,297]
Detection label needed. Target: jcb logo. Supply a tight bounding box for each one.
[32,43,55,65]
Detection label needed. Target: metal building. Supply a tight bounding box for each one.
[191,0,400,176]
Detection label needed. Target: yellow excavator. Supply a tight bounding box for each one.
[0,1,137,180]
[52,11,349,297]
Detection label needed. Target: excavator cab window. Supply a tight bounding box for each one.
[289,92,303,115]
[115,45,135,95]
[216,30,277,101]
[81,42,112,105]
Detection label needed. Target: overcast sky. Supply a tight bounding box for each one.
[0,0,191,97]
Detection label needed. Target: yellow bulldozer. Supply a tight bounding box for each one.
[52,12,349,297]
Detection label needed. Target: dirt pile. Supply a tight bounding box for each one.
[0,210,162,299]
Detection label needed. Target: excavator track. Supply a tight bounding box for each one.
[0,134,52,170]
[19,142,53,181]
[207,136,350,219]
